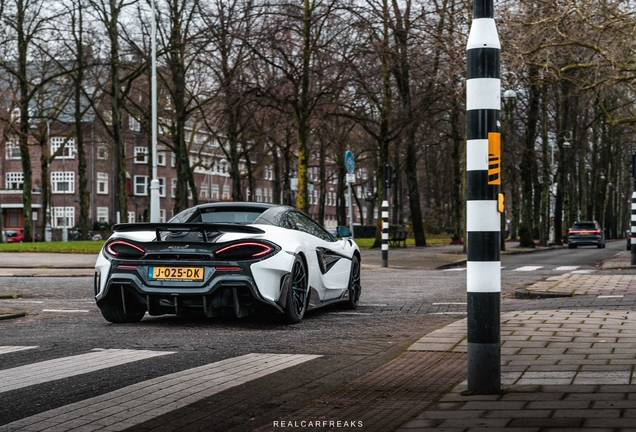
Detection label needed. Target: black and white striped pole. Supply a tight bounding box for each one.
[382,200,389,267]
[631,153,636,265]
[382,163,394,268]
[466,0,502,395]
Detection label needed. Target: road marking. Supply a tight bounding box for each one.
[0,346,38,355]
[331,312,372,315]
[0,349,175,394]
[433,302,467,305]
[41,309,89,313]
[442,268,466,272]
[429,312,467,315]
[0,300,44,304]
[0,353,320,432]
[598,295,624,299]
[571,269,595,274]
[513,266,543,271]
[555,266,579,271]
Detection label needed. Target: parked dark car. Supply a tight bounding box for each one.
[567,221,605,249]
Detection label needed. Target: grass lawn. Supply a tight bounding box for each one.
[354,233,452,249]
[0,241,105,254]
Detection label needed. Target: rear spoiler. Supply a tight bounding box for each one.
[112,223,264,242]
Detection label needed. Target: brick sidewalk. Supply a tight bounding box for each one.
[396,255,636,431]
[254,249,636,432]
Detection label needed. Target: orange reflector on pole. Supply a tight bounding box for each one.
[488,132,501,185]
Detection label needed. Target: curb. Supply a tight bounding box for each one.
[436,260,466,270]
[513,288,573,299]
[0,310,26,320]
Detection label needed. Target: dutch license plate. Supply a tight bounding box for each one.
[148,267,204,281]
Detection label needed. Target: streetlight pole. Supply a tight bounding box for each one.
[148,0,160,222]
[501,88,516,251]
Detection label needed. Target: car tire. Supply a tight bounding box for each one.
[568,244,576,249]
[628,243,631,251]
[342,255,361,310]
[283,256,308,324]
[99,306,145,324]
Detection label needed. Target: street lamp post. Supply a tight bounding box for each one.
[149,0,160,222]
[548,132,572,244]
[501,88,516,251]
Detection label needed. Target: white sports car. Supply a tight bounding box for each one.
[94,202,361,324]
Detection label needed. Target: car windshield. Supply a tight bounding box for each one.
[573,223,596,230]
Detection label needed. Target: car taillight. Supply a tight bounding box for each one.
[592,230,600,234]
[106,240,146,259]
[214,242,274,260]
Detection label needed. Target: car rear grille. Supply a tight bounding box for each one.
[144,254,212,261]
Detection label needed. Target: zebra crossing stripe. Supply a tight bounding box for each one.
[0,349,174,394]
[0,353,320,432]
[513,266,543,272]
[0,346,38,355]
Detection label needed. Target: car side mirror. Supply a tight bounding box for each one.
[337,226,352,238]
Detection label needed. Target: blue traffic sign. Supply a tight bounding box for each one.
[344,150,355,174]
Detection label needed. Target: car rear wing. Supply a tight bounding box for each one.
[112,223,265,242]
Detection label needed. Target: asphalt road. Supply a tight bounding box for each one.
[0,240,629,431]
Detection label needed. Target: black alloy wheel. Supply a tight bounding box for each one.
[343,255,361,310]
[283,256,308,324]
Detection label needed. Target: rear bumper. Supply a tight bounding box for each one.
[94,250,296,318]
[95,272,283,318]
[568,235,603,246]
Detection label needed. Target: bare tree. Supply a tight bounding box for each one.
[0,0,66,242]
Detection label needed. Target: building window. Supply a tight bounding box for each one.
[53,207,75,228]
[103,110,112,125]
[5,139,20,160]
[96,207,109,223]
[97,172,108,194]
[158,177,166,197]
[134,175,148,196]
[222,185,230,200]
[268,165,275,180]
[50,137,76,159]
[51,172,75,193]
[129,115,141,132]
[255,188,262,203]
[127,211,135,223]
[159,209,166,223]
[200,183,209,199]
[157,151,166,166]
[5,172,24,190]
[96,145,108,160]
[134,147,148,164]
[211,184,219,200]
[171,179,177,198]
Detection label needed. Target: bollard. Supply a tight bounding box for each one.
[382,200,389,267]
[465,0,501,395]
